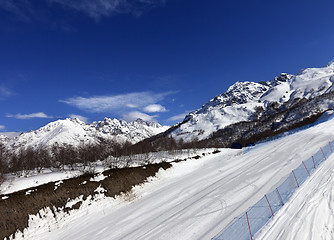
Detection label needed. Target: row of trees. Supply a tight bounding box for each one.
[0,141,117,179]
[0,135,204,180]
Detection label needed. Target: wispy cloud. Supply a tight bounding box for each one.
[0,0,37,22]
[60,91,173,113]
[122,111,157,122]
[69,114,89,123]
[61,91,174,122]
[0,86,14,99]
[166,111,190,122]
[143,104,167,113]
[0,125,5,130]
[0,0,167,23]
[6,112,53,119]
[49,0,167,20]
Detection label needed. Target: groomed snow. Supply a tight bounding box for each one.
[256,146,334,240]
[11,117,334,240]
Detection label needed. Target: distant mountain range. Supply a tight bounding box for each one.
[0,118,169,150]
[2,61,334,151]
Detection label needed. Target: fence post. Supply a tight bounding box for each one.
[246,212,253,240]
[292,170,299,187]
[302,161,310,176]
[330,142,333,153]
[312,156,316,169]
[265,195,274,217]
[321,147,326,160]
[276,188,284,205]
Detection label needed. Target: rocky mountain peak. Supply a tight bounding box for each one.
[170,61,334,143]
[273,73,294,84]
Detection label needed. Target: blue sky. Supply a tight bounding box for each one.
[1,0,334,133]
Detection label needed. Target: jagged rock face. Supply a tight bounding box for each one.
[272,73,294,83]
[202,81,269,110]
[91,118,169,145]
[171,61,334,142]
[4,118,169,150]
[175,81,271,141]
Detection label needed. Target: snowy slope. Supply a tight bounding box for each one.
[256,146,334,239]
[171,61,334,142]
[13,115,334,240]
[6,118,169,150]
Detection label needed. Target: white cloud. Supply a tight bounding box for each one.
[48,0,167,20]
[0,125,5,130]
[69,114,89,123]
[6,112,53,119]
[122,111,157,122]
[60,91,174,113]
[0,86,13,99]
[143,104,167,113]
[166,111,190,122]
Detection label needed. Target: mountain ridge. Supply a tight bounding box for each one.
[0,118,169,150]
[169,61,334,142]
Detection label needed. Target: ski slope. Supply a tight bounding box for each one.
[256,144,334,240]
[15,117,334,240]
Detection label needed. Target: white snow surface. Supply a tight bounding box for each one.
[171,62,334,141]
[255,152,334,240]
[11,116,334,240]
[4,118,169,149]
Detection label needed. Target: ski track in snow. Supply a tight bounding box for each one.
[256,149,334,240]
[10,117,334,240]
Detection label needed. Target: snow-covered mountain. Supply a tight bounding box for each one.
[92,118,167,144]
[170,61,334,142]
[3,118,169,150]
[0,135,9,144]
